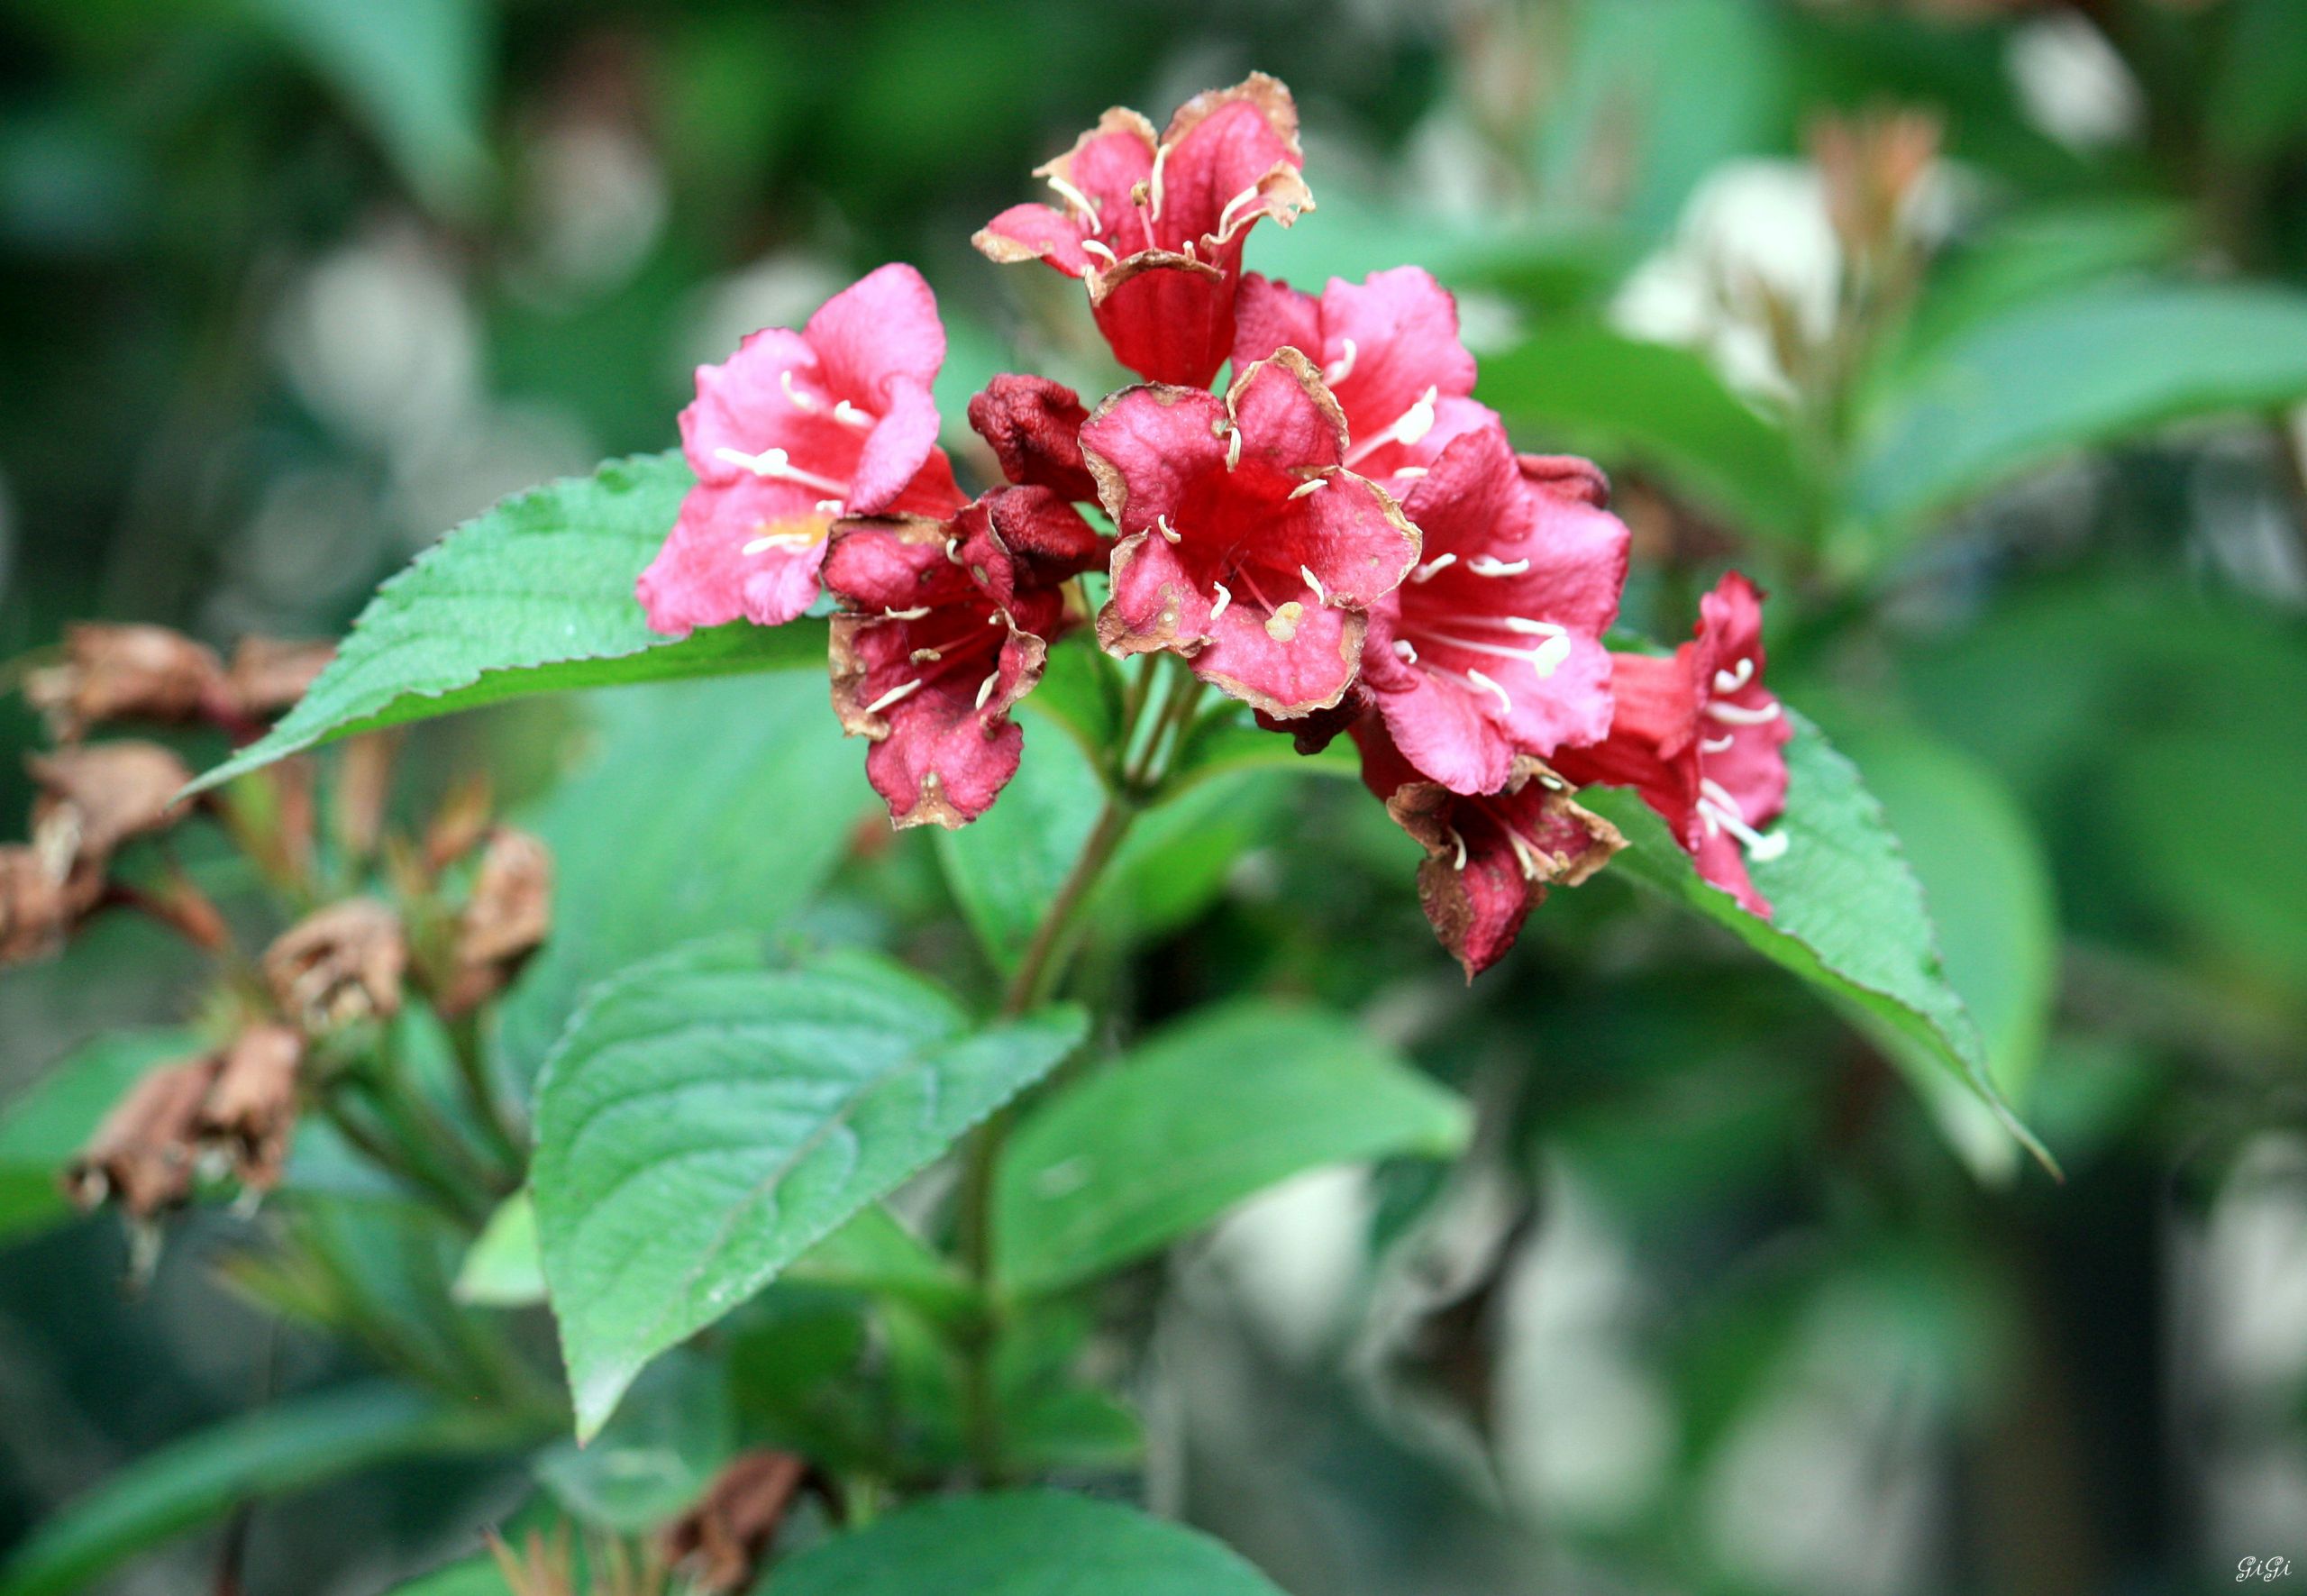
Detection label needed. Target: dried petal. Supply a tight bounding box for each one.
[25,624,227,741]
[67,1055,223,1218]
[0,845,73,965]
[660,1451,812,1595]
[967,374,1099,501]
[226,637,334,716]
[442,828,553,1015]
[264,898,407,1027]
[197,1025,305,1192]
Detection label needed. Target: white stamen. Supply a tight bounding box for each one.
[1323,338,1359,388]
[1044,172,1099,221]
[1531,634,1573,677]
[1216,180,1265,237]
[1699,779,1787,862]
[815,497,843,515]
[1705,698,1782,726]
[1409,628,1564,673]
[780,369,819,411]
[1536,771,1567,791]
[1713,657,1755,693]
[1701,734,1736,754]
[1081,237,1119,268]
[944,537,964,564]
[1287,477,1327,499]
[1225,425,1243,471]
[1396,386,1438,446]
[1465,667,1513,715]
[1155,514,1181,544]
[1392,639,1418,664]
[1446,825,1469,871]
[864,679,924,715]
[1409,552,1457,583]
[911,647,943,662]
[1300,566,1328,606]
[1180,237,1199,262]
[742,530,819,554]
[713,446,848,498]
[1502,616,1564,636]
[1466,555,1531,578]
[883,606,932,620]
[1391,466,1427,479]
[975,672,1000,710]
[1209,581,1232,622]
[831,399,872,430]
[1146,141,1171,221]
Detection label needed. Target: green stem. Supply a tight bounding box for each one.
[446,1009,527,1180]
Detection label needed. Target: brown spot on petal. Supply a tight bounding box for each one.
[25,624,226,742]
[197,1025,304,1192]
[265,898,406,1029]
[67,1054,222,1218]
[660,1451,814,1595]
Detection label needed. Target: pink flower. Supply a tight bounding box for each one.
[1553,572,1792,915]
[825,487,1100,829]
[1078,350,1421,718]
[1230,266,1494,489]
[973,75,1312,388]
[1354,715,1623,979]
[638,265,966,637]
[1361,426,1628,795]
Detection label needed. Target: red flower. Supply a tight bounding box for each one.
[973,75,1312,388]
[1230,266,1496,489]
[966,375,1099,503]
[825,487,1100,829]
[639,265,966,637]
[1354,716,1623,978]
[1361,425,1628,794]
[1553,571,1792,915]
[1078,350,1421,718]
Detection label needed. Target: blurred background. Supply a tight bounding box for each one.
[4,0,2307,1591]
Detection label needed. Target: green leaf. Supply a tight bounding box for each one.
[783,1203,975,1323]
[1479,325,1813,547]
[532,943,1085,1437]
[935,717,1106,973]
[494,672,869,1087]
[0,1028,200,1245]
[1020,635,1125,773]
[994,999,1471,1296]
[0,1382,532,1596]
[533,1352,732,1533]
[1579,709,2053,1171]
[1851,284,2307,535]
[454,1190,545,1307]
[763,1491,1286,1596]
[188,452,826,796]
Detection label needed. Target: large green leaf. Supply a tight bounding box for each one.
[764,1491,1286,1596]
[532,941,1084,1437]
[0,1382,532,1596]
[1580,710,2051,1169]
[1850,283,2307,534]
[1479,326,1813,547]
[0,1027,201,1245]
[188,452,825,796]
[494,672,869,1086]
[995,999,1470,1296]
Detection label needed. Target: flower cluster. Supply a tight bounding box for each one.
[636,73,1792,976]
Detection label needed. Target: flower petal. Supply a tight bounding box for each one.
[1229,274,1322,373]
[1078,382,1231,539]
[802,262,945,406]
[849,377,944,515]
[968,375,1099,502]
[636,479,830,637]
[1090,251,1235,388]
[1319,266,1477,438]
[1193,586,1363,717]
[1155,75,1309,248]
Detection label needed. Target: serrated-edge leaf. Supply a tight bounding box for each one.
[188,452,825,795]
[1580,710,2054,1173]
[533,944,1086,1436]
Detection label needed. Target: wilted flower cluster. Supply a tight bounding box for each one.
[636,73,1792,975]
